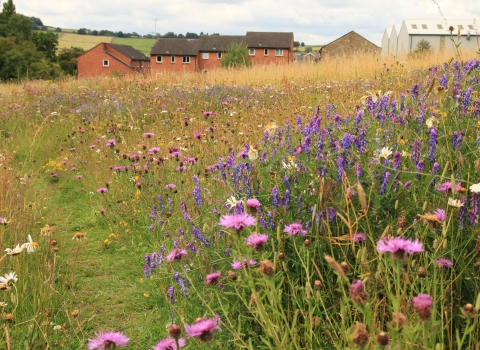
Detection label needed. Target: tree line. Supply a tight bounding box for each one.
[0,0,84,80]
[74,28,218,40]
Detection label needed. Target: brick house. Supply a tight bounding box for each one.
[150,32,294,75]
[77,43,150,78]
[319,31,381,58]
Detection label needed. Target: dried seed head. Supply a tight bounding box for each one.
[227,270,237,281]
[396,216,406,228]
[303,239,311,248]
[52,247,59,253]
[352,322,369,348]
[260,260,275,276]
[376,332,389,347]
[44,310,52,317]
[168,324,182,339]
[390,311,407,329]
[417,267,427,278]
[461,303,477,318]
[49,240,58,246]
[250,293,257,305]
[314,280,322,290]
[277,252,285,261]
[340,262,350,274]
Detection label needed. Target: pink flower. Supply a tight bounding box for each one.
[185,315,221,343]
[106,139,116,147]
[352,232,367,243]
[88,331,129,349]
[245,233,268,252]
[205,271,221,285]
[152,337,185,350]
[436,181,461,194]
[148,147,160,155]
[219,213,256,232]
[164,184,176,189]
[166,249,188,262]
[377,237,423,259]
[231,258,256,270]
[246,198,261,210]
[193,133,202,139]
[412,294,433,321]
[434,209,446,221]
[143,132,155,138]
[284,222,307,236]
[97,188,108,193]
[436,258,453,269]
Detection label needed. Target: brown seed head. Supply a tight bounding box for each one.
[390,311,407,329]
[461,303,477,318]
[417,267,427,278]
[376,332,389,347]
[4,313,14,322]
[71,310,79,318]
[314,280,322,290]
[340,262,350,274]
[49,239,58,246]
[44,310,52,317]
[277,252,285,261]
[260,260,275,276]
[352,322,369,348]
[52,247,59,253]
[303,239,311,248]
[396,216,406,228]
[227,270,237,281]
[168,324,182,339]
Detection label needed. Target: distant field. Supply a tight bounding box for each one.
[295,45,323,53]
[57,33,113,50]
[112,37,156,55]
[46,26,76,33]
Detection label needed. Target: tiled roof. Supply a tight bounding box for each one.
[199,35,247,52]
[108,44,150,60]
[150,38,200,56]
[246,32,293,48]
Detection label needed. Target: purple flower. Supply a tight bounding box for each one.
[412,294,433,321]
[231,258,256,270]
[205,271,221,285]
[436,181,462,194]
[219,213,256,232]
[436,258,453,269]
[164,184,176,190]
[271,186,279,208]
[434,209,446,221]
[143,132,155,138]
[88,331,130,349]
[284,222,307,236]
[377,237,423,260]
[246,198,261,212]
[349,279,369,304]
[428,127,438,162]
[353,232,367,243]
[168,285,175,305]
[106,139,116,147]
[152,337,186,350]
[96,188,108,193]
[166,249,188,262]
[245,233,269,252]
[185,315,221,343]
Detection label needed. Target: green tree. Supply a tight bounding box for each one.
[77,28,87,35]
[294,41,300,48]
[185,32,199,38]
[57,46,84,75]
[0,49,27,79]
[305,46,312,53]
[6,14,32,42]
[91,30,98,36]
[221,42,251,69]
[415,39,432,53]
[2,0,16,20]
[31,31,58,61]
[163,32,176,38]
[301,42,305,47]
[55,27,62,32]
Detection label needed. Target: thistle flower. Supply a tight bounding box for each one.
[231,258,256,270]
[87,331,130,349]
[205,271,221,285]
[166,249,188,262]
[376,237,423,260]
[284,222,307,236]
[96,188,108,193]
[412,294,433,321]
[349,279,369,305]
[246,198,261,213]
[245,233,269,252]
[185,315,221,343]
[436,258,453,269]
[219,213,256,232]
[152,337,185,350]
[436,181,461,194]
[143,132,155,138]
[353,232,367,243]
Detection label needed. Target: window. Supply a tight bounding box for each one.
[264,49,269,56]
[202,52,209,59]
[458,25,464,30]
[437,24,443,29]
[411,24,417,29]
[102,60,109,67]
[182,56,190,63]
[468,25,474,30]
[217,52,222,59]
[249,48,255,56]
[421,24,427,29]
[171,56,175,63]
[275,49,283,56]
[156,56,162,63]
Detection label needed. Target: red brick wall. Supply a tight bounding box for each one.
[197,52,223,71]
[77,43,137,78]
[150,55,197,75]
[248,46,294,66]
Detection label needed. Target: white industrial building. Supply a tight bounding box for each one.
[382,19,479,57]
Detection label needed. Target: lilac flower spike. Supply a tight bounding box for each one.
[377,237,423,260]
[88,331,130,349]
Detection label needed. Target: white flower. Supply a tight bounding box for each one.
[448,197,464,208]
[24,235,39,254]
[225,196,242,209]
[469,183,480,193]
[53,325,62,331]
[0,272,18,286]
[379,147,393,159]
[0,217,9,225]
[5,244,24,256]
[425,116,438,129]
[248,148,259,161]
[0,302,7,307]
[264,122,278,136]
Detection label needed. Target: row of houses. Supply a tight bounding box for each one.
[77,30,381,78]
[382,19,479,57]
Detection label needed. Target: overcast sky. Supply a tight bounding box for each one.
[14,0,480,45]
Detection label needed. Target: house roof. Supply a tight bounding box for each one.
[199,35,247,52]
[401,19,476,35]
[321,31,380,49]
[150,38,201,56]
[108,43,150,60]
[246,31,293,48]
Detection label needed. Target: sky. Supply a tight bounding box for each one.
[14,0,480,46]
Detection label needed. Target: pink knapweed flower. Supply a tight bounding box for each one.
[353,232,367,243]
[152,337,185,350]
[434,209,446,221]
[166,249,188,262]
[193,133,202,139]
[164,184,176,190]
[412,294,433,321]
[96,188,108,193]
[185,315,221,343]
[205,271,221,285]
[246,198,261,210]
[376,237,423,259]
[284,222,307,236]
[231,258,256,270]
[245,233,268,252]
[143,132,155,138]
[148,147,160,155]
[219,213,256,232]
[436,258,453,269]
[436,181,461,194]
[106,139,116,147]
[88,331,130,349]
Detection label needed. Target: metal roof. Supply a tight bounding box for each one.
[402,19,476,35]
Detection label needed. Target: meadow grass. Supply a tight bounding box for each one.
[112,38,156,55]
[0,50,479,349]
[57,33,114,50]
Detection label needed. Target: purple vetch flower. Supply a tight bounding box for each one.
[87,331,130,349]
[186,242,197,254]
[412,294,433,321]
[284,222,307,236]
[328,207,336,223]
[393,151,401,171]
[356,163,362,178]
[432,162,440,173]
[284,189,291,209]
[173,271,189,296]
[336,157,344,182]
[168,285,175,304]
[411,84,419,99]
[192,226,210,247]
[219,213,256,232]
[436,258,453,269]
[377,237,423,260]
[193,186,202,206]
[185,315,221,343]
[416,161,425,180]
[245,232,269,252]
[411,139,422,164]
[166,248,188,262]
[380,172,391,195]
[205,271,221,285]
[267,211,275,230]
[180,202,191,222]
[464,87,472,114]
[439,74,448,89]
[428,127,438,162]
[353,232,367,243]
[271,186,279,208]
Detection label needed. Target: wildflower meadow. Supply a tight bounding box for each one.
[0,50,480,349]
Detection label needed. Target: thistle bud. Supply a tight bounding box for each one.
[461,303,477,318]
[277,252,285,261]
[227,270,237,281]
[168,324,182,339]
[352,322,369,348]
[340,262,350,274]
[260,260,275,276]
[418,267,427,278]
[314,280,322,290]
[303,239,311,248]
[376,332,389,348]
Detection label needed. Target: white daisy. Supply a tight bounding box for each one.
[379,147,393,159]
[225,195,242,209]
[469,183,480,193]
[447,197,464,208]
[5,244,24,256]
[24,235,39,254]
[248,148,259,161]
[0,272,18,286]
